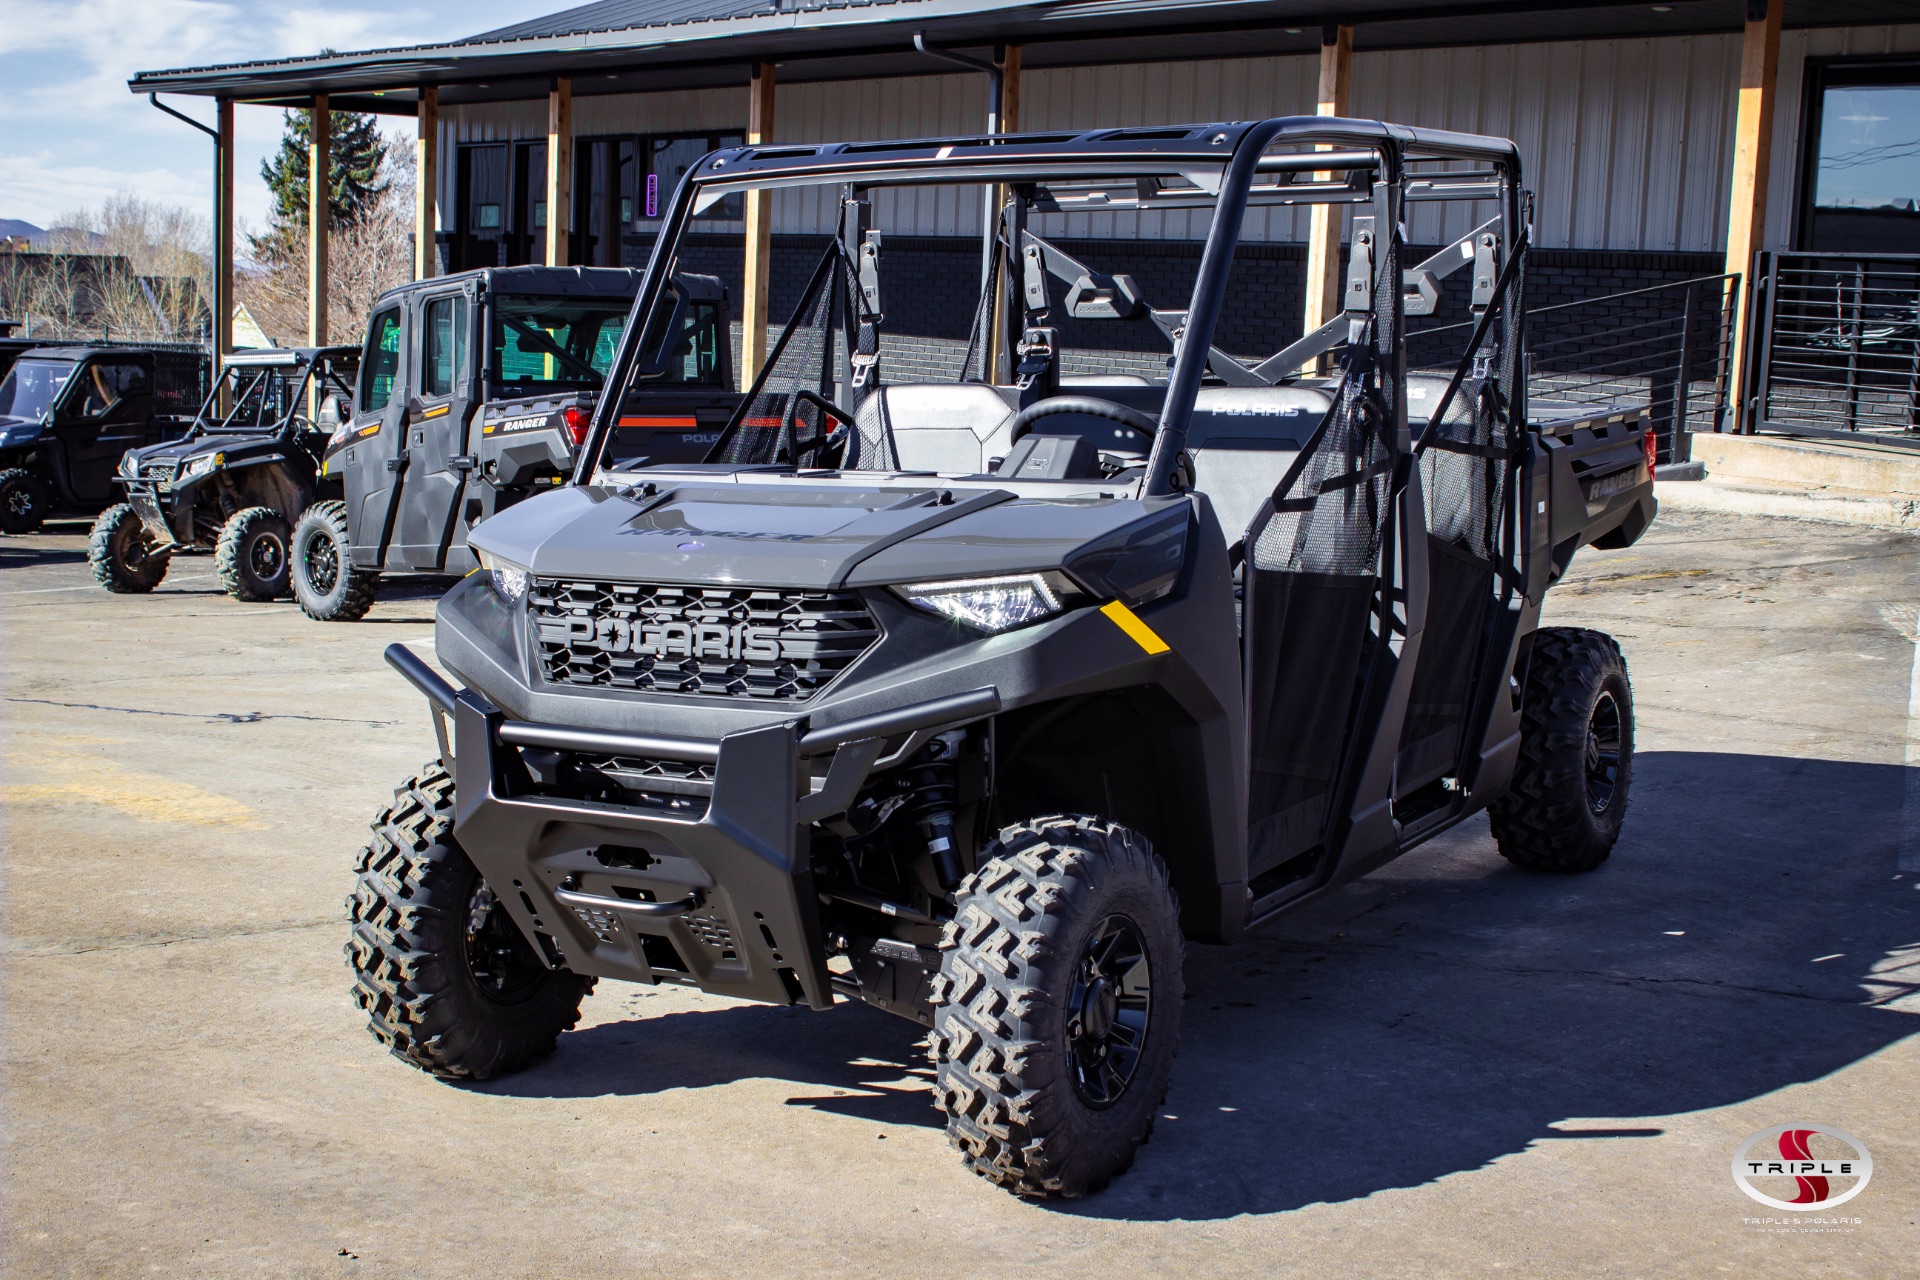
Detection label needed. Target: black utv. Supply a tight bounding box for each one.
[89,346,360,598]
[292,266,738,622]
[361,119,1658,1199]
[0,344,208,532]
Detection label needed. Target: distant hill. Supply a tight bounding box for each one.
[0,218,48,243]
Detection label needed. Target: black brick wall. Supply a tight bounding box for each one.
[629,229,1725,367]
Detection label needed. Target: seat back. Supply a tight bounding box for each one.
[1185,385,1330,544]
[848,383,1015,473]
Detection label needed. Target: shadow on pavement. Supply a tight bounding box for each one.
[478,750,1920,1217]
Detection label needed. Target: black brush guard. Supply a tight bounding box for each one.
[385,643,995,1010]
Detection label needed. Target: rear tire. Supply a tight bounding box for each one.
[87,503,170,593]
[1489,627,1634,872]
[346,761,594,1080]
[0,467,50,534]
[214,506,291,601]
[291,499,379,621]
[930,815,1184,1198]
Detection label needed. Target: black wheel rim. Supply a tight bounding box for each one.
[249,531,285,581]
[304,530,339,593]
[115,520,148,569]
[1067,914,1152,1109]
[1585,689,1623,815]
[465,884,547,1005]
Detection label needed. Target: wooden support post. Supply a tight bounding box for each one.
[1723,0,1781,433]
[740,62,776,391]
[214,98,234,361]
[416,87,439,280]
[308,94,329,347]
[1301,24,1352,372]
[546,77,573,267]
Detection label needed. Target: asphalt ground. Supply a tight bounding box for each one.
[2,507,1916,1279]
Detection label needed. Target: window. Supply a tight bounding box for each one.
[75,361,146,417]
[1799,59,1920,252]
[476,204,502,229]
[0,358,74,419]
[423,294,468,398]
[642,132,746,222]
[641,301,724,385]
[360,305,404,414]
[489,295,630,395]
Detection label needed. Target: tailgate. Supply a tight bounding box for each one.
[1523,404,1657,590]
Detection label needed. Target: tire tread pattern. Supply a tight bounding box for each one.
[1488,626,1632,873]
[928,815,1183,1198]
[345,761,592,1080]
[86,503,169,593]
[293,499,378,621]
[215,505,290,601]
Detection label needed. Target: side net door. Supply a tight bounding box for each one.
[1396,224,1528,804]
[1240,302,1405,892]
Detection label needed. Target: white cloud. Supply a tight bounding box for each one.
[0,0,532,227]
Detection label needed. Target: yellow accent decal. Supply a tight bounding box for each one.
[420,404,450,419]
[1101,600,1169,655]
[356,423,381,438]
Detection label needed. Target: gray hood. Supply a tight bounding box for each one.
[469,477,1181,590]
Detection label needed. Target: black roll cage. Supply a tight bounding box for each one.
[576,116,1526,499]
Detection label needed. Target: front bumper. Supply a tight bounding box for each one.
[387,644,996,1010]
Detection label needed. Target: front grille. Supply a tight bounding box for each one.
[143,458,181,491]
[532,580,880,700]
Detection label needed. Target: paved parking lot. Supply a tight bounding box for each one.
[3,507,1916,1279]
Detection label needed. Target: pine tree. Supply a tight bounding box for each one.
[253,83,389,258]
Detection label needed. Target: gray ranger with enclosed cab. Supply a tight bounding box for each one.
[360,118,1657,1199]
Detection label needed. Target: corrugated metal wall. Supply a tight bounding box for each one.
[441,23,1920,253]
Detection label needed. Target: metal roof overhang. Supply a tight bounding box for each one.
[128,0,1920,113]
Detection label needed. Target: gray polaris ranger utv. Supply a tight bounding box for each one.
[294,267,737,621]
[360,118,1657,1199]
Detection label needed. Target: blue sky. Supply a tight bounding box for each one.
[0,0,571,236]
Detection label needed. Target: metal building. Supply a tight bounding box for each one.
[131,0,1920,439]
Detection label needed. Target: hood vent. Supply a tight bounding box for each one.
[531,579,880,700]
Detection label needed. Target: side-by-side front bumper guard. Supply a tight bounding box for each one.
[383,643,998,1008]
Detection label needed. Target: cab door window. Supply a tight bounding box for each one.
[422,295,469,398]
[74,361,147,417]
[360,306,404,414]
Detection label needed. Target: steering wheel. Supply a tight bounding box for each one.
[1007,396,1159,447]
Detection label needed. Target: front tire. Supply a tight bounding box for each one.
[346,762,594,1079]
[291,499,379,621]
[930,815,1184,1198]
[0,467,50,534]
[214,506,292,601]
[87,503,170,593]
[1489,627,1634,872]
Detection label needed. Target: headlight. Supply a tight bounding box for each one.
[120,452,138,477]
[896,572,1079,634]
[476,548,529,604]
[181,451,223,479]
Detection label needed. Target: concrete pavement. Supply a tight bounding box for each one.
[3,507,1916,1278]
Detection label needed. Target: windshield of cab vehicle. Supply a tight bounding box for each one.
[0,359,76,420]
[490,296,629,396]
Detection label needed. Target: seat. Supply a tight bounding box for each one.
[1184,385,1330,545]
[848,383,1015,473]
